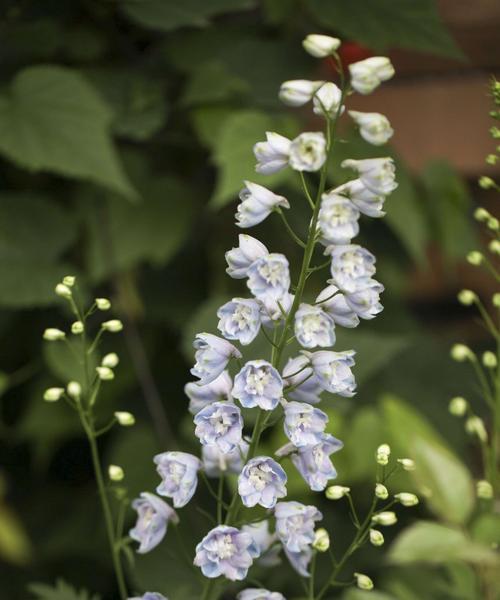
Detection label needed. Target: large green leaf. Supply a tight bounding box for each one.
[29,579,100,600]
[306,0,464,59]
[121,0,256,32]
[0,501,31,565]
[0,66,136,199]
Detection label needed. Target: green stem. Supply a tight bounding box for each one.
[217,474,224,523]
[308,551,317,599]
[277,209,306,248]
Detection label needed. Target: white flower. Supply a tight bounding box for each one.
[226,234,269,279]
[318,193,360,245]
[247,253,291,301]
[294,303,336,348]
[279,80,324,107]
[302,34,341,58]
[334,178,387,217]
[342,278,384,320]
[349,111,393,146]
[305,350,356,396]
[341,157,397,196]
[325,244,376,293]
[191,333,242,385]
[236,181,289,228]
[289,132,326,172]
[315,285,359,328]
[217,298,262,345]
[349,56,395,95]
[259,292,295,328]
[254,132,291,175]
[313,82,343,118]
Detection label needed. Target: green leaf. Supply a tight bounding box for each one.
[306,0,464,59]
[29,579,100,600]
[0,66,137,199]
[0,502,32,565]
[210,109,299,209]
[388,521,499,566]
[343,590,395,600]
[471,513,500,547]
[182,61,249,106]
[121,0,256,32]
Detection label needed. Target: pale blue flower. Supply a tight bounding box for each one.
[233,360,283,410]
[305,350,356,396]
[154,451,201,508]
[318,192,360,245]
[343,278,384,320]
[291,434,343,491]
[194,525,260,580]
[202,441,249,478]
[254,132,291,175]
[341,158,397,196]
[194,401,243,454]
[282,356,323,405]
[238,456,287,508]
[315,285,359,328]
[184,370,233,415]
[129,593,168,600]
[294,303,336,348]
[325,244,376,293]
[237,181,290,228]
[191,333,242,385]
[226,234,269,279]
[242,520,280,567]
[334,178,387,217]
[129,492,178,554]
[247,253,290,302]
[283,401,328,447]
[237,589,285,600]
[217,298,262,345]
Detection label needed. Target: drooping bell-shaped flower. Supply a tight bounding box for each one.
[191,333,242,385]
[238,456,287,509]
[291,434,343,491]
[194,401,244,454]
[254,132,291,175]
[232,360,284,410]
[226,234,269,279]
[348,56,395,95]
[217,298,262,345]
[236,181,290,228]
[154,451,201,508]
[129,492,178,554]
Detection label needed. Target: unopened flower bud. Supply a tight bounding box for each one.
[397,458,416,471]
[71,321,84,335]
[101,320,123,333]
[96,366,114,381]
[102,353,119,368]
[43,387,64,402]
[449,396,467,417]
[63,275,76,287]
[325,485,350,500]
[108,465,124,481]
[488,239,500,255]
[376,443,391,465]
[372,511,397,526]
[486,154,498,165]
[96,298,111,311]
[114,411,135,426]
[474,208,490,222]
[479,176,495,189]
[354,573,374,591]
[55,283,72,298]
[375,483,388,499]
[493,293,500,308]
[451,343,474,362]
[482,351,497,368]
[395,492,419,507]
[458,289,477,306]
[369,529,384,546]
[466,251,484,266]
[487,217,499,231]
[302,34,341,58]
[313,528,330,552]
[67,381,82,399]
[476,480,493,499]
[465,416,488,442]
[43,328,66,341]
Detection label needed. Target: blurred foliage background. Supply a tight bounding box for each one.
[0,0,499,598]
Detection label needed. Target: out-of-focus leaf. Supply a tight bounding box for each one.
[121,0,256,32]
[44,340,97,387]
[388,521,499,566]
[0,19,62,64]
[306,0,464,59]
[190,105,235,147]
[0,502,32,565]
[29,579,100,600]
[471,513,500,547]
[210,110,298,208]
[181,295,229,360]
[343,589,395,600]
[0,66,137,199]
[0,372,8,397]
[182,61,249,106]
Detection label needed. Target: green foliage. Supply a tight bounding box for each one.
[29,579,100,600]
[0,501,32,565]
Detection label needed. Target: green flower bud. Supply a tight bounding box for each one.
[313,528,330,552]
[325,485,350,500]
[102,353,119,368]
[490,126,500,139]
[457,289,477,306]
[96,297,111,311]
[486,154,498,165]
[395,492,419,507]
[71,321,84,335]
[43,328,66,341]
[450,343,474,362]
[476,480,493,500]
[67,381,82,399]
[108,465,124,482]
[369,529,384,546]
[493,293,500,308]
[43,387,64,402]
[482,351,497,368]
[63,275,76,287]
[96,366,114,381]
[479,176,495,189]
[375,483,388,500]
[397,458,416,471]
[449,396,467,416]
[354,573,374,591]
[488,239,500,255]
[55,283,72,298]
[465,416,488,442]
[487,217,499,231]
[466,251,484,265]
[372,511,397,526]
[102,319,123,333]
[114,411,135,426]
[474,208,490,222]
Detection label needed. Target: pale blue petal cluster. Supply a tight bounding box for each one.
[237,181,290,228]
[154,451,201,508]
[184,370,233,415]
[202,441,249,478]
[191,333,242,385]
[334,178,386,217]
[237,589,285,600]
[305,350,356,396]
[318,192,360,245]
[233,360,283,410]
[343,278,384,319]
[247,253,290,301]
[341,157,397,196]
[291,434,343,491]
[238,456,287,508]
[129,492,178,554]
[326,244,376,293]
[194,525,260,580]
[283,401,328,447]
[294,303,335,348]
[315,285,359,328]
[226,234,269,279]
[128,593,168,600]
[282,356,323,404]
[242,520,281,567]
[217,298,262,345]
[194,401,243,454]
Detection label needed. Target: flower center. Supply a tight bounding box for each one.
[216,534,236,559]
[167,462,185,484]
[232,304,253,330]
[246,368,271,395]
[248,464,272,491]
[258,261,285,286]
[209,408,232,435]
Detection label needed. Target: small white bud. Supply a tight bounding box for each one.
[114,411,135,426]
[466,251,484,266]
[449,396,467,417]
[96,298,111,311]
[108,465,124,481]
[67,381,82,399]
[457,289,477,306]
[101,320,123,333]
[302,34,341,58]
[376,443,391,465]
[71,321,84,335]
[372,511,397,526]
[43,387,64,402]
[325,485,350,500]
[479,176,495,189]
[395,492,419,507]
[375,483,389,499]
[474,207,490,222]
[313,528,330,552]
[369,529,384,546]
[476,480,493,499]
[102,353,119,368]
[354,573,374,591]
[96,366,114,381]
[63,275,76,287]
[482,351,497,368]
[493,293,500,308]
[55,283,72,298]
[450,343,474,362]
[397,458,416,471]
[488,239,500,255]
[465,416,488,442]
[487,217,499,231]
[43,328,66,341]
